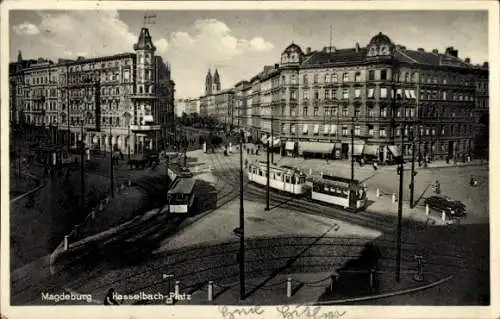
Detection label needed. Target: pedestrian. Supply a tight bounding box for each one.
[104,288,119,305]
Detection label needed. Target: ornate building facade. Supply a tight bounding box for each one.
[9,27,175,154]
[229,32,488,162]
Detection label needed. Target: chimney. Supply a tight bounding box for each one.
[432,49,438,54]
[306,47,311,54]
[417,48,425,52]
[445,46,458,58]
[465,57,470,64]
[355,42,360,52]
[274,63,279,69]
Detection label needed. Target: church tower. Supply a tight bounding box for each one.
[17,50,23,62]
[213,69,221,93]
[205,69,213,95]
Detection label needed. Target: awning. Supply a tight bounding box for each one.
[323,124,330,134]
[285,141,295,151]
[363,144,379,156]
[299,142,334,155]
[388,145,401,157]
[351,144,364,156]
[313,124,319,134]
[302,124,308,134]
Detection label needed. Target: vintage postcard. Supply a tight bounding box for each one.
[1,1,498,319]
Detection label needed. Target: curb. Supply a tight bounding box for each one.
[10,173,44,204]
[310,275,453,305]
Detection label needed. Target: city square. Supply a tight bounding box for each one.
[3,5,494,318]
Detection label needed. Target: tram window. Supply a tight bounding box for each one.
[291,175,296,184]
[285,175,290,183]
[299,176,305,184]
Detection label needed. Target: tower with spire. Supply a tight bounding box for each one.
[205,68,221,96]
[205,69,213,95]
[213,69,221,93]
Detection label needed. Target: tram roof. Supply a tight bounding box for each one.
[168,177,196,194]
[310,175,363,190]
[250,161,305,174]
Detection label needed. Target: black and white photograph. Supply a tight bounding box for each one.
[1,1,498,319]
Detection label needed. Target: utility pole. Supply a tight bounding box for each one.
[239,129,245,300]
[396,116,405,283]
[66,68,71,153]
[80,120,85,217]
[127,123,131,160]
[351,116,355,182]
[165,153,170,190]
[265,138,270,211]
[271,110,274,163]
[109,125,114,198]
[410,122,416,208]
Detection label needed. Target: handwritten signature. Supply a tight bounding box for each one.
[218,306,265,319]
[218,305,346,319]
[276,305,346,319]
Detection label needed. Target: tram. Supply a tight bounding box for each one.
[247,161,307,195]
[34,146,78,168]
[309,174,368,212]
[167,177,196,214]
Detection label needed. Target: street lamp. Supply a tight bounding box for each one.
[350,116,355,182]
[238,129,245,300]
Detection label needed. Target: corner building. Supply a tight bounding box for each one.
[9,27,175,155]
[234,32,489,162]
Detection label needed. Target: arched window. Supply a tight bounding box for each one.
[139,86,143,94]
[303,74,308,85]
[149,85,154,94]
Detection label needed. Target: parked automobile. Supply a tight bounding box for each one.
[424,196,467,218]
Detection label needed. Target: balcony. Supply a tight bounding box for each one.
[130,93,158,100]
[130,124,161,132]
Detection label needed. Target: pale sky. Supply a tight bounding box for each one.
[10,10,488,99]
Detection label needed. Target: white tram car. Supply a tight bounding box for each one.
[247,161,307,195]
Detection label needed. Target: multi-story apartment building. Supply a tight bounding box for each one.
[213,89,234,126]
[230,32,488,162]
[175,98,200,117]
[9,27,175,154]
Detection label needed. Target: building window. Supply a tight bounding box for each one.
[325,108,331,116]
[313,107,319,116]
[291,75,297,84]
[342,127,349,136]
[303,107,308,116]
[290,90,297,100]
[380,87,387,98]
[354,88,361,99]
[332,74,338,83]
[368,106,376,117]
[342,107,349,117]
[381,70,387,80]
[314,90,319,100]
[340,88,348,100]
[332,89,337,100]
[354,107,360,117]
[324,74,330,83]
[303,91,309,100]
[355,72,361,82]
[313,74,318,84]
[303,75,308,85]
[343,73,349,82]
[368,125,374,136]
[379,128,387,137]
[332,107,338,116]
[443,91,447,100]
[368,70,375,81]
[290,107,296,116]
[354,125,360,136]
[367,88,375,99]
